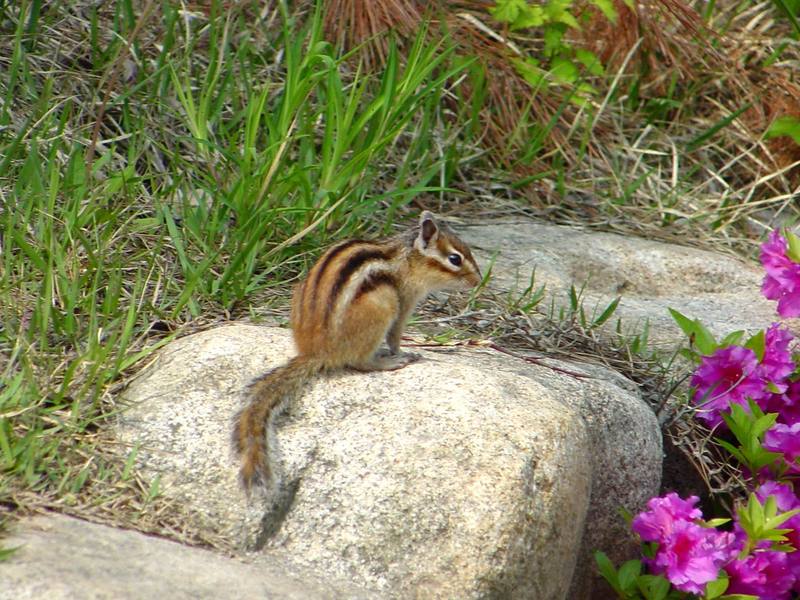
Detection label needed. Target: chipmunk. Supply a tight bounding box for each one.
[233,211,481,492]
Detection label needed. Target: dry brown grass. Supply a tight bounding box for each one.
[578,0,712,76]
[575,0,800,244]
[320,0,715,156]
[323,0,424,67]
[320,0,800,252]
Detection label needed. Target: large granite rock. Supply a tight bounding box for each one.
[115,324,661,599]
[0,513,374,599]
[462,221,777,347]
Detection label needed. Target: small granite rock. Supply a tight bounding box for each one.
[0,513,374,600]
[462,220,776,347]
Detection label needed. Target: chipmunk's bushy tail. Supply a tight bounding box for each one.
[233,355,323,492]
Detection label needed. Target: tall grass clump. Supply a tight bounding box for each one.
[165,6,467,310]
[0,0,467,541]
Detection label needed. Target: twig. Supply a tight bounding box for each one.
[408,338,590,380]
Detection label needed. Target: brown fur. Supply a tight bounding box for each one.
[232,212,481,492]
[232,356,322,491]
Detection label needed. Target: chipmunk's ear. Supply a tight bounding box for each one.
[417,211,439,249]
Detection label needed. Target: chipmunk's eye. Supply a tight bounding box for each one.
[448,253,463,267]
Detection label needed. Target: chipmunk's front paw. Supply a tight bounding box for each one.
[398,351,421,364]
[352,350,421,372]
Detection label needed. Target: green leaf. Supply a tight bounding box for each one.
[770,543,797,553]
[490,0,528,24]
[765,115,800,144]
[636,574,670,600]
[715,438,749,467]
[705,574,729,599]
[749,492,765,522]
[550,56,579,84]
[491,0,548,28]
[764,495,778,518]
[544,25,565,55]
[669,307,700,338]
[617,559,641,592]
[784,229,800,263]
[593,297,620,327]
[694,323,718,355]
[736,493,800,555]
[764,507,800,530]
[513,58,546,88]
[640,541,658,560]
[121,444,139,481]
[589,0,618,22]
[744,330,765,361]
[515,5,546,28]
[751,412,778,439]
[770,0,800,37]
[594,551,623,596]
[0,546,20,562]
[543,0,580,27]
[704,518,732,528]
[556,11,580,27]
[147,473,162,501]
[569,82,597,105]
[767,381,783,394]
[718,402,783,473]
[668,308,717,355]
[575,48,605,75]
[719,330,745,348]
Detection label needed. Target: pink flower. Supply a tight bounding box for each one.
[762,230,792,270]
[764,422,800,473]
[633,493,737,594]
[726,550,796,600]
[651,520,737,594]
[755,480,800,511]
[780,384,800,425]
[761,381,800,426]
[761,230,800,318]
[632,493,702,542]
[759,324,795,393]
[691,346,767,428]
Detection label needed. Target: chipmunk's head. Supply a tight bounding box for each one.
[411,211,482,291]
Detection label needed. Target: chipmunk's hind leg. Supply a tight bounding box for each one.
[338,282,417,371]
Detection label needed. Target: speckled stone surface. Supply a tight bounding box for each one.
[0,513,375,600]
[462,220,776,348]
